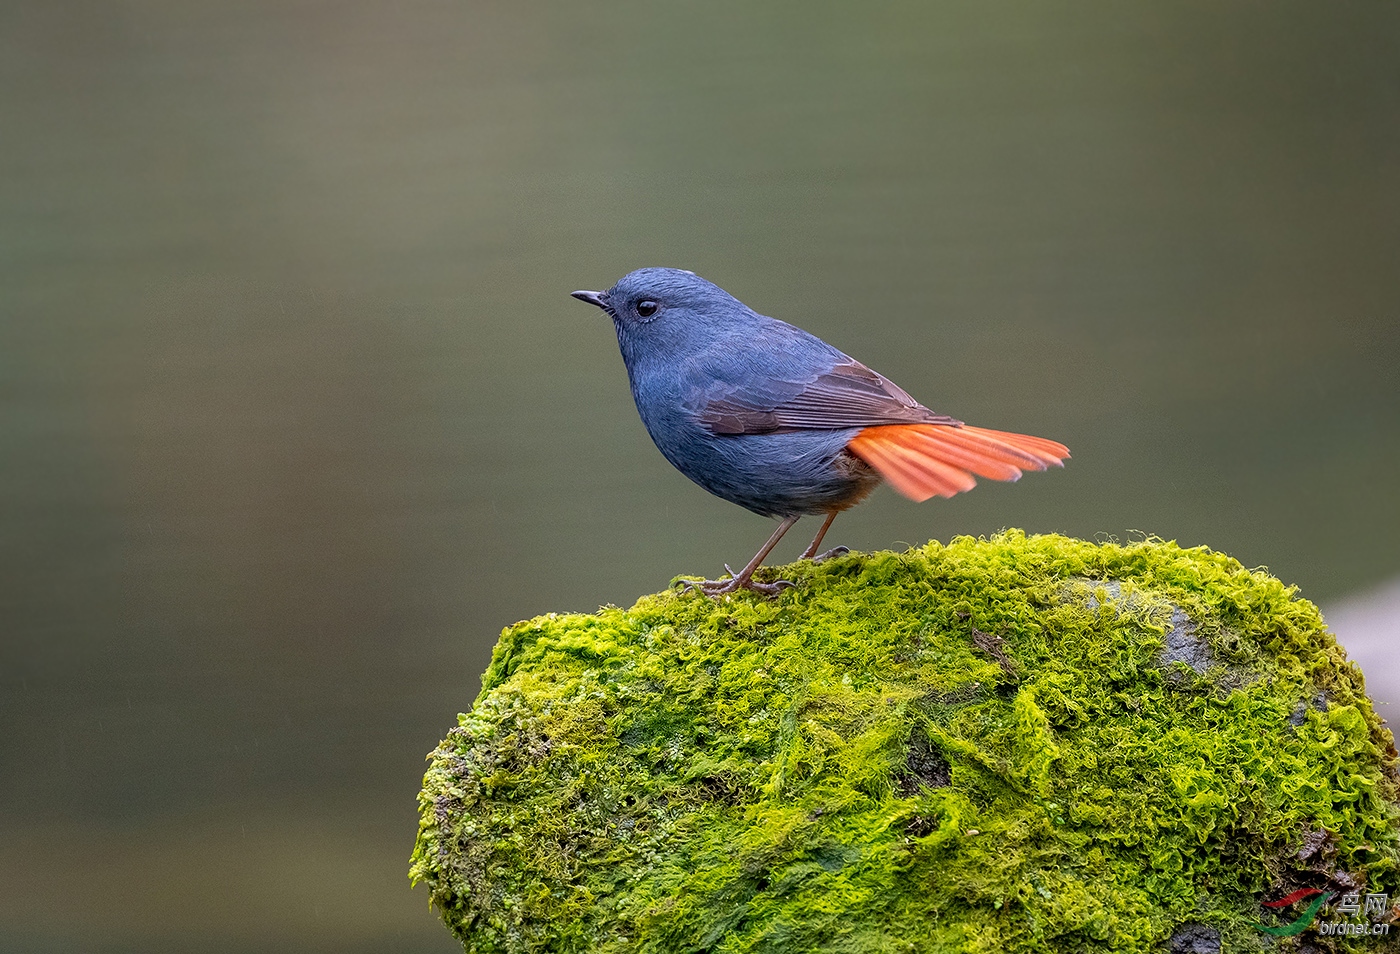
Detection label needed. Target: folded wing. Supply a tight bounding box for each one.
[698,358,960,434]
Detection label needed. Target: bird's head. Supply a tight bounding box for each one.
[571,268,750,361]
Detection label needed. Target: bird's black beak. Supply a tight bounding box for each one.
[571,289,609,311]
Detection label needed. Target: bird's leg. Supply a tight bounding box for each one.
[798,511,848,563]
[679,515,801,597]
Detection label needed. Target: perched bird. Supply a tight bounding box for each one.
[572,268,1069,596]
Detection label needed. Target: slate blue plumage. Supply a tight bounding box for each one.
[572,268,1068,595]
[603,270,871,518]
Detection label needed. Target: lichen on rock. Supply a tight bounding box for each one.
[411,532,1399,953]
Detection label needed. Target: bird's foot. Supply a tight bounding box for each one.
[677,564,795,598]
[807,545,849,564]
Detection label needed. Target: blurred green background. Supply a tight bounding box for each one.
[3,2,1397,951]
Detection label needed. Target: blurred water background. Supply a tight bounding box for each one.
[2,2,1398,951]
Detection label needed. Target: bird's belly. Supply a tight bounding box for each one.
[652,426,879,518]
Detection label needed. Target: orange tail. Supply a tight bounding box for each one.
[846,424,1070,502]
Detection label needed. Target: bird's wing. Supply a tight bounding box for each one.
[696,357,961,435]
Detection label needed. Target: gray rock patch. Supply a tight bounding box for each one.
[1288,691,1330,727]
[1167,923,1221,954]
[1064,578,1213,674]
[1161,606,1210,673]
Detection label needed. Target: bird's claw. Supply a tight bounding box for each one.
[676,575,796,598]
[808,545,849,564]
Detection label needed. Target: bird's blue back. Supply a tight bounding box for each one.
[600,268,875,517]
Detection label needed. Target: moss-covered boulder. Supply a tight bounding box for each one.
[411,532,1399,953]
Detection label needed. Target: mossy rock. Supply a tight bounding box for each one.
[411,532,1399,953]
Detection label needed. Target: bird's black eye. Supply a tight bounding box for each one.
[636,300,658,318]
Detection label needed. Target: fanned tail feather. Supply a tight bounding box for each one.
[847,424,1070,502]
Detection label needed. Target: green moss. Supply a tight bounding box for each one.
[411,532,1399,953]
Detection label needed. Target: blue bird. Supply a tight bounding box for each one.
[572,268,1068,595]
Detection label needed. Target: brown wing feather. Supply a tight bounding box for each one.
[699,360,961,435]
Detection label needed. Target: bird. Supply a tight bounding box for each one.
[571,268,1069,596]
